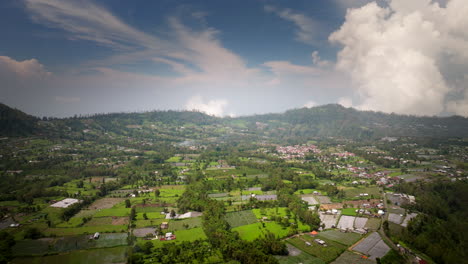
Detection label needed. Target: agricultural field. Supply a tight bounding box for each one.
[343,187,381,200]
[12,246,128,264]
[337,215,355,230]
[318,230,362,246]
[331,251,374,264]
[232,222,292,241]
[352,232,390,260]
[287,235,347,263]
[341,208,358,216]
[364,218,381,230]
[225,210,258,228]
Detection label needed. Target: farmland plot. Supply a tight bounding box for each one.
[319,212,339,229]
[301,196,319,205]
[337,215,355,230]
[388,213,403,224]
[352,232,390,260]
[225,210,257,228]
[354,217,368,229]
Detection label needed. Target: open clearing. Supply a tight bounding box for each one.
[316,195,331,204]
[352,232,390,260]
[364,218,381,230]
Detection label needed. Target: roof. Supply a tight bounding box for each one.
[310,231,318,235]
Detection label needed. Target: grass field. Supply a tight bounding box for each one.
[167,217,202,231]
[12,246,128,264]
[343,187,381,199]
[93,208,130,217]
[318,230,362,246]
[44,225,127,236]
[225,210,258,228]
[341,208,358,216]
[136,212,165,220]
[287,235,346,263]
[12,233,128,256]
[364,218,381,230]
[142,227,207,247]
[232,222,291,241]
[252,207,289,219]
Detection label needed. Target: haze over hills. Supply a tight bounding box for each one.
[1,102,467,139]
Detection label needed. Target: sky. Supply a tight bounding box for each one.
[1,0,467,118]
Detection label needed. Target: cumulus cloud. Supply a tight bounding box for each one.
[185,96,228,117]
[329,0,468,116]
[303,101,317,108]
[265,5,317,45]
[0,56,50,80]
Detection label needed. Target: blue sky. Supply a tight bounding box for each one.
[1,0,467,117]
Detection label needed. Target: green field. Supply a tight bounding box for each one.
[252,207,289,219]
[167,217,202,231]
[225,210,258,228]
[12,233,128,256]
[232,222,292,241]
[142,227,207,247]
[12,246,128,264]
[364,218,381,230]
[343,187,381,199]
[45,225,127,236]
[93,208,130,217]
[136,212,165,220]
[287,235,346,263]
[317,230,362,246]
[341,208,358,216]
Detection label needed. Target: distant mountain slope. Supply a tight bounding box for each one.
[238,104,468,139]
[0,103,39,136]
[1,103,467,139]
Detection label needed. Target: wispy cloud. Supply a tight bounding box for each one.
[265,5,317,45]
[24,0,165,50]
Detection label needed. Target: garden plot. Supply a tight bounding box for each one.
[401,213,418,227]
[301,196,319,205]
[318,230,362,246]
[331,251,374,264]
[354,217,368,229]
[208,192,228,198]
[133,227,156,237]
[316,195,332,204]
[352,232,390,260]
[225,210,258,228]
[388,213,404,224]
[337,215,355,230]
[87,198,125,210]
[319,212,340,229]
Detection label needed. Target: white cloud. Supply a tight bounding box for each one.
[265,5,317,45]
[185,96,228,117]
[329,0,468,116]
[337,97,353,108]
[303,101,317,108]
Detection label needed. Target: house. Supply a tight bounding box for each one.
[314,239,327,246]
[160,222,169,229]
[310,230,318,236]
